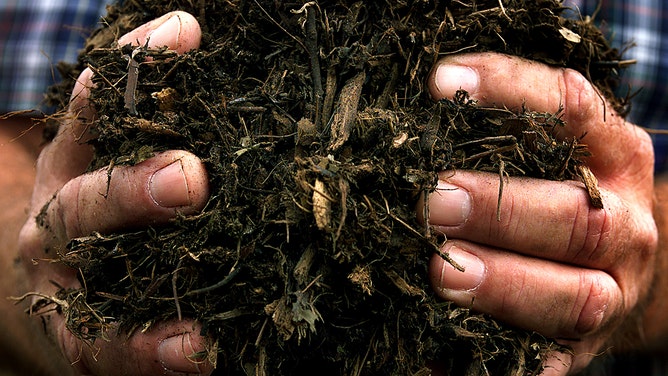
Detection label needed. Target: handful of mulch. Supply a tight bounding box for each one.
[43,1,628,374]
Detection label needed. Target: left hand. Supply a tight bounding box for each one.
[16,12,215,375]
[420,52,658,374]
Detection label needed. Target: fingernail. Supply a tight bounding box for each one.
[149,160,191,208]
[433,64,479,98]
[118,13,182,49]
[158,333,203,374]
[435,245,485,297]
[146,14,182,49]
[429,181,471,226]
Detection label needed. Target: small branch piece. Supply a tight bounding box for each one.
[124,48,141,116]
[577,165,604,209]
[305,4,323,129]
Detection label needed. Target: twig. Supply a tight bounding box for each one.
[253,0,306,52]
[304,4,324,130]
[378,196,424,239]
[10,292,67,306]
[498,0,512,21]
[255,318,269,347]
[86,63,123,96]
[172,260,183,321]
[185,267,240,296]
[123,48,140,115]
[375,63,399,109]
[497,160,507,221]
[462,144,517,164]
[642,127,668,135]
[592,59,637,68]
[454,135,516,149]
[321,66,338,126]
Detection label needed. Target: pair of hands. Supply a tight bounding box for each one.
[16,11,657,376]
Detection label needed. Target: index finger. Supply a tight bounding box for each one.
[427,52,654,180]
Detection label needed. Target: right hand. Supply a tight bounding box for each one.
[17,12,216,375]
[421,53,658,374]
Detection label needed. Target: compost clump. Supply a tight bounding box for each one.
[42,0,630,374]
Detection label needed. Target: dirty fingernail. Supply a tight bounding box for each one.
[150,160,191,208]
[429,181,471,226]
[434,245,485,295]
[158,333,203,374]
[145,14,182,49]
[433,64,479,98]
[118,13,181,49]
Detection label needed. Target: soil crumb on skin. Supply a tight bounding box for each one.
[42,0,628,374]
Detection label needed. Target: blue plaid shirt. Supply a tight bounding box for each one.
[0,0,108,114]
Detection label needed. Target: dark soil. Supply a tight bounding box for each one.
[42,1,628,375]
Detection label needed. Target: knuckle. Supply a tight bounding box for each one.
[17,219,45,259]
[624,210,658,292]
[498,265,529,315]
[566,191,612,264]
[562,68,600,125]
[622,127,656,178]
[573,272,617,335]
[481,183,524,242]
[634,125,655,152]
[640,218,659,260]
[566,191,657,269]
[56,178,85,239]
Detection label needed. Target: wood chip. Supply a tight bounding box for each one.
[577,165,604,209]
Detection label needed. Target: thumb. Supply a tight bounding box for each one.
[60,320,215,376]
[117,11,202,53]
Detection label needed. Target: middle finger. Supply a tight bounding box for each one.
[418,170,624,270]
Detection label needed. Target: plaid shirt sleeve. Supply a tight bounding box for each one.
[0,0,109,114]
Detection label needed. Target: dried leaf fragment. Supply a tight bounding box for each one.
[559,27,582,43]
[348,265,373,295]
[152,87,179,111]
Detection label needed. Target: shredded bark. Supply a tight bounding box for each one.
[40,1,629,374]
